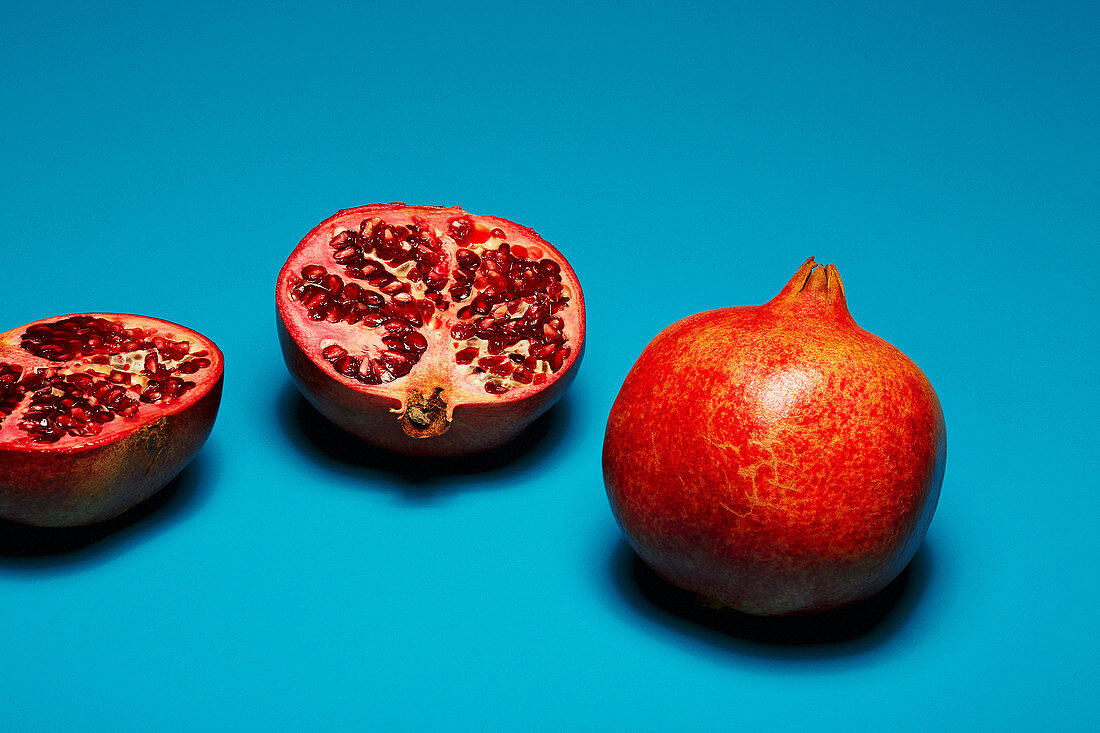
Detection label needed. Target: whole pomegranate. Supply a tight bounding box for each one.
[276,204,584,456]
[603,258,945,616]
[0,314,223,527]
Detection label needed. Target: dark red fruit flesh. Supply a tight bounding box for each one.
[603,259,945,615]
[0,314,223,526]
[276,204,585,456]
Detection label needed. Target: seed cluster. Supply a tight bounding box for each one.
[0,363,27,427]
[288,215,574,394]
[1,317,213,443]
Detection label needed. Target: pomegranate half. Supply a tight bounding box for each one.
[0,314,223,527]
[276,204,585,456]
[603,259,945,616]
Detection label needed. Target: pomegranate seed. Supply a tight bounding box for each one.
[380,280,405,295]
[547,346,570,372]
[363,311,388,328]
[456,249,480,270]
[334,356,361,378]
[490,227,506,239]
[448,217,473,242]
[357,361,380,385]
[340,283,363,302]
[510,244,528,259]
[513,366,533,384]
[333,246,359,263]
[404,332,428,352]
[455,347,478,365]
[325,302,346,323]
[171,340,191,358]
[489,361,514,377]
[302,265,326,282]
[360,218,380,241]
[451,322,475,341]
[303,287,329,308]
[383,319,411,333]
[322,344,348,362]
[321,274,343,297]
[331,230,356,249]
[381,351,412,374]
[543,323,561,342]
[484,381,508,394]
[530,342,555,358]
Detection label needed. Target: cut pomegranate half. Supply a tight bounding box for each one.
[276,204,585,456]
[0,314,223,526]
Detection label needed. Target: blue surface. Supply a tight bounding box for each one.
[2,1,1098,729]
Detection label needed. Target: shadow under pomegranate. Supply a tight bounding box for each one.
[277,380,574,487]
[608,538,934,650]
[0,452,211,564]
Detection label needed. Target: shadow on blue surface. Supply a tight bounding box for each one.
[277,380,574,492]
[608,537,933,656]
[0,449,215,572]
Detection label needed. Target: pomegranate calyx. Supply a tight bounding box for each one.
[398,387,450,438]
[768,257,852,321]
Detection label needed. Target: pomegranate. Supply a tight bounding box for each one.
[603,258,945,616]
[0,314,223,527]
[276,204,584,456]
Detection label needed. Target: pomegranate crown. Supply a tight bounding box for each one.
[767,257,853,322]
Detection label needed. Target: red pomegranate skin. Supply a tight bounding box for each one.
[0,315,223,527]
[0,390,221,526]
[603,259,946,615]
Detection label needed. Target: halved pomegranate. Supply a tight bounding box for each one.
[276,204,585,456]
[0,314,223,526]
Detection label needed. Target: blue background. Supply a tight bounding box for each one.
[2,1,1097,729]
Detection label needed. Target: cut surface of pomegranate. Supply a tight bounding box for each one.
[603,259,945,615]
[0,313,223,526]
[277,204,585,456]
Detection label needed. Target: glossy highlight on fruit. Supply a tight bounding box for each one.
[603,259,945,615]
[0,313,223,526]
[276,204,585,456]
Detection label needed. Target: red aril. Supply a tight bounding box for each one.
[603,259,945,615]
[0,313,223,526]
[276,204,585,456]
